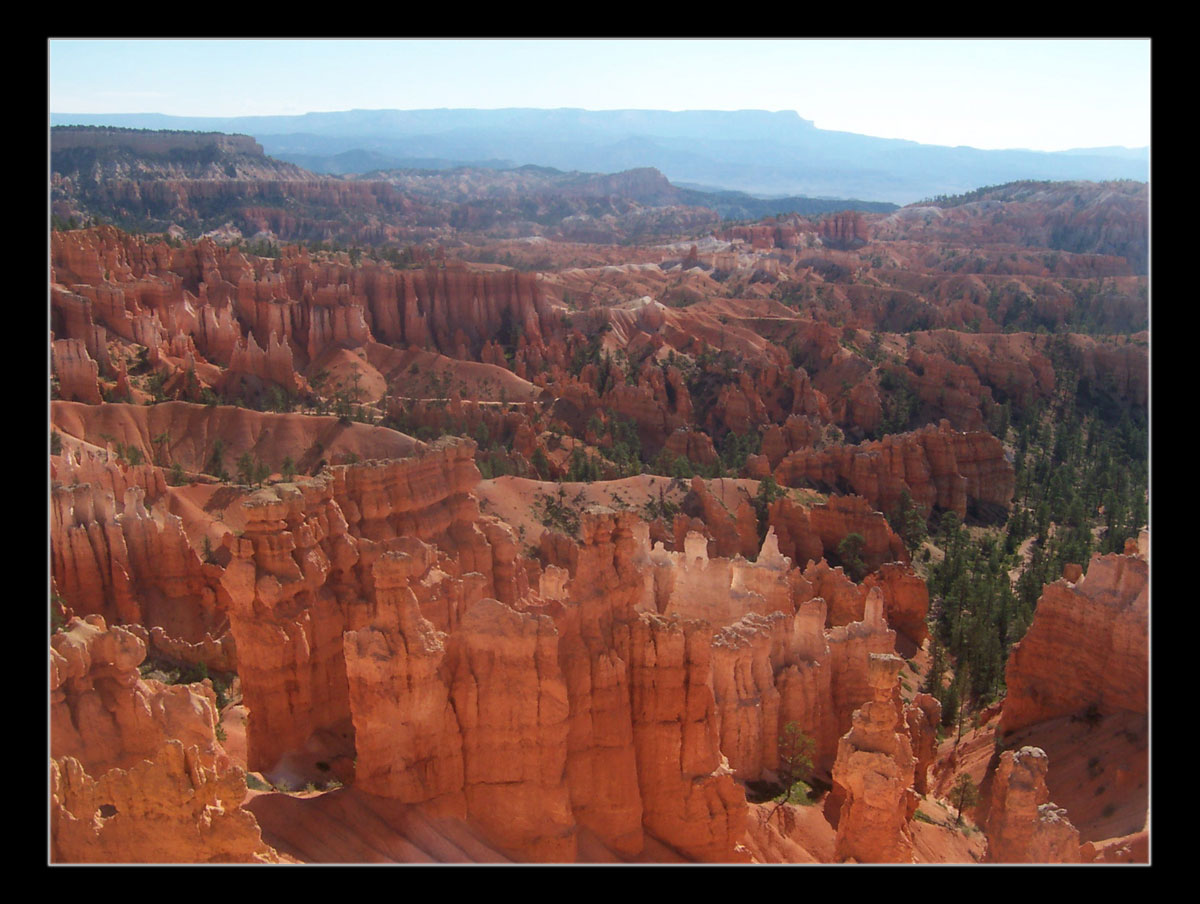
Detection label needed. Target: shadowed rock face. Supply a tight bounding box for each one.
[985,747,1080,863]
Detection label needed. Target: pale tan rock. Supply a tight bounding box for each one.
[50,616,276,863]
[51,616,219,775]
[51,741,278,863]
[52,338,103,404]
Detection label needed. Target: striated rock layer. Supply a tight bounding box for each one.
[774,421,1014,521]
[999,541,1148,738]
[51,438,948,863]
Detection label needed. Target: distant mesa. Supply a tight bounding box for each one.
[50,108,1148,204]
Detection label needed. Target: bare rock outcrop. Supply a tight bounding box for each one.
[999,545,1148,738]
[984,747,1080,863]
[51,479,221,642]
[829,653,917,863]
[767,494,907,573]
[447,598,576,861]
[51,615,220,773]
[50,615,276,863]
[342,552,465,806]
[863,562,930,649]
[630,613,750,861]
[905,694,942,796]
[51,742,277,863]
[773,421,1013,520]
[52,337,103,404]
[219,479,361,773]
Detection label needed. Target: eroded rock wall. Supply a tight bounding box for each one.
[999,544,1148,738]
[50,616,276,863]
[774,421,1013,520]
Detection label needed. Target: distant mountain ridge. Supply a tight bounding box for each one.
[49,126,896,245]
[50,109,1148,205]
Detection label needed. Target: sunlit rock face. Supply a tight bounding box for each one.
[999,544,1148,739]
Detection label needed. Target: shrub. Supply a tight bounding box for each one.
[206,439,229,481]
[951,773,979,828]
[775,722,815,809]
[836,532,868,581]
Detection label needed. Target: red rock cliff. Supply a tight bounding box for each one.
[999,542,1148,738]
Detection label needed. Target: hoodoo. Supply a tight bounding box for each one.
[49,117,1149,863]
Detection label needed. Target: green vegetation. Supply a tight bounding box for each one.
[138,657,234,711]
[951,773,980,829]
[566,447,606,482]
[236,452,270,487]
[590,415,643,478]
[51,592,67,634]
[684,347,740,427]
[206,439,230,481]
[642,485,681,523]
[534,485,583,538]
[877,368,919,436]
[886,489,927,556]
[913,334,1147,726]
[920,180,1057,208]
[752,476,787,545]
[718,429,761,474]
[102,436,145,467]
[772,722,816,811]
[925,514,1017,709]
[835,532,868,582]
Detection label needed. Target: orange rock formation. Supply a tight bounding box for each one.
[984,747,1080,863]
[829,653,918,862]
[50,616,277,862]
[999,540,1148,738]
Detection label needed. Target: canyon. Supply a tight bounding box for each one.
[49,130,1149,865]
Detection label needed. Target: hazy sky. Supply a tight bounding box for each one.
[48,39,1151,152]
